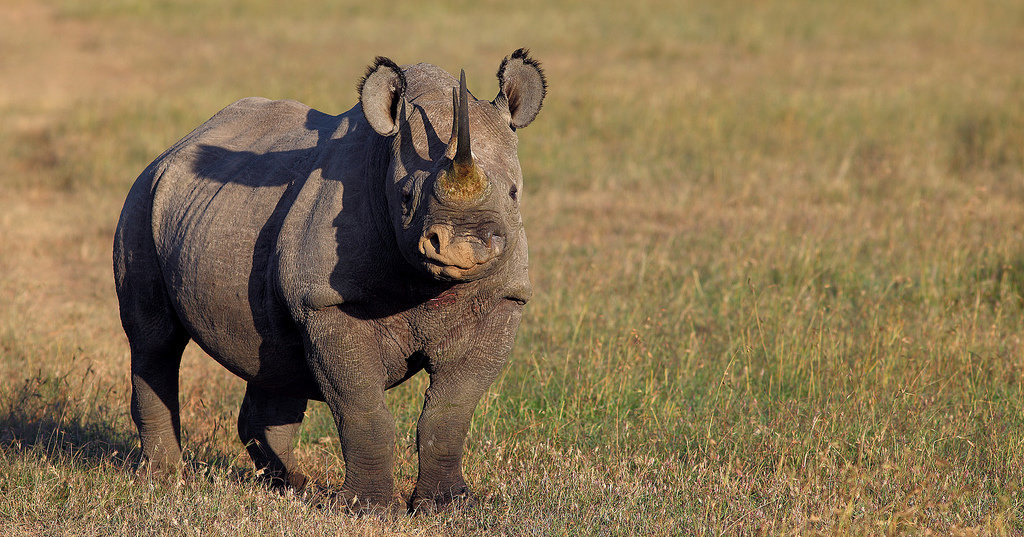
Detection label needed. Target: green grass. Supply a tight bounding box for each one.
[2,0,1024,535]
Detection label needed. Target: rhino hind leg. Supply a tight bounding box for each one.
[238,384,309,490]
[125,303,190,480]
[115,169,193,479]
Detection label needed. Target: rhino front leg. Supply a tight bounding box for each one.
[238,384,309,490]
[409,372,492,512]
[329,388,397,512]
[303,310,398,512]
[410,300,523,513]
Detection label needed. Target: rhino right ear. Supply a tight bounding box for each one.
[359,57,407,136]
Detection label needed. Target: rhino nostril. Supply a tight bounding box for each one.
[429,232,441,254]
[420,224,453,258]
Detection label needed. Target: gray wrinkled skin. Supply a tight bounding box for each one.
[113,50,546,513]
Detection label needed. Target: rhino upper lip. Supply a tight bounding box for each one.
[422,255,483,270]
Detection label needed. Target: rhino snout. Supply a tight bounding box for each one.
[418,223,505,277]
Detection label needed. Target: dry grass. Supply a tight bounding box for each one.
[2,0,1023,535]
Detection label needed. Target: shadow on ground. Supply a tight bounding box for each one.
[0,369,247,483]
[0,371,139,468]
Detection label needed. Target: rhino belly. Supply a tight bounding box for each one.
[151,164,314,394]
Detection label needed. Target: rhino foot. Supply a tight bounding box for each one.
[257,469,309,493]
[134,458,185,488]
[326,489,406,518]
[409,484,475,515]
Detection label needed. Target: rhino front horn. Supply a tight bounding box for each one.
[455,69,473,167]
[437,70,487,203]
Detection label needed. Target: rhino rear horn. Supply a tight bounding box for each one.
[495,48,546,129]
[445,86,460,160]
[444,71,473,163]
[359,57,406,136]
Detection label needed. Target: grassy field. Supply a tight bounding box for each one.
[2,0,1023,534]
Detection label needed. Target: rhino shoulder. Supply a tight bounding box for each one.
[274,162,383,317]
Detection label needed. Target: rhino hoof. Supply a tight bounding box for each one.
[134,460,184,488]
[260,470,309,493]
[409,486,475,515]
[329,490,404,518]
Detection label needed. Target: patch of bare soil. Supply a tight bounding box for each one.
[0,189,122,355]
[0,2,151,116]
[0,2,134,365]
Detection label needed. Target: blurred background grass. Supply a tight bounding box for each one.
[1,0,1022,535]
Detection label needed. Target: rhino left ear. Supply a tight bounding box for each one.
[495,48,547,129]
[359,57,407,136]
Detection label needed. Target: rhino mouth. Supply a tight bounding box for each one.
[417,223,505,280]
[422,258,486,280]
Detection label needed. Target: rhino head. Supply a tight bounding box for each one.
[358,49,546,281]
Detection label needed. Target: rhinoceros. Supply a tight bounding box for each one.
[113,49,546,512]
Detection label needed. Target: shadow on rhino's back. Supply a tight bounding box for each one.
[184,107,351,188]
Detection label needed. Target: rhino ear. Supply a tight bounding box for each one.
[495,48,547,129]
[359,57,407,136]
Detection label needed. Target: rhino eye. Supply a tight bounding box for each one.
[401,182,414,206]
[399,178,419,225]
[509,184,518,201]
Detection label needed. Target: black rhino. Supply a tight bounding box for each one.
[113,49,546,513]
